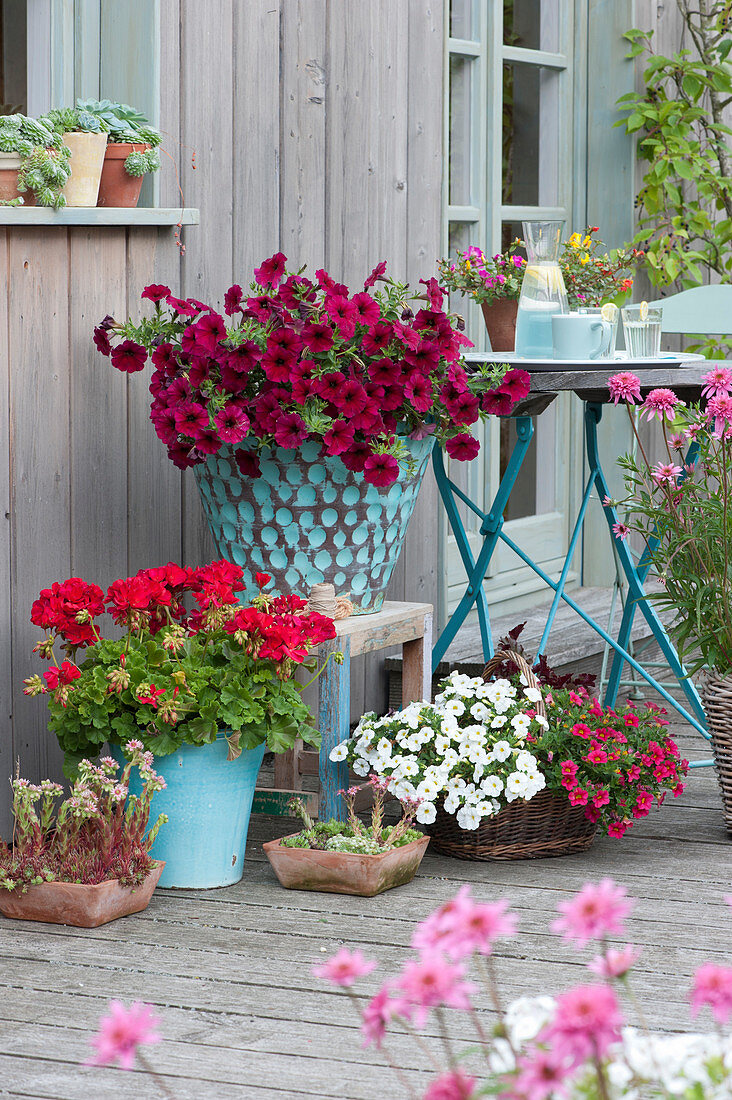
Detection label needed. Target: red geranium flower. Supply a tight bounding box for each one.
[255,572,272,589]
[44,661,81,690]
[111,340,147,374]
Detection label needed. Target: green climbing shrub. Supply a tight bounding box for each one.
[617,3,732,356]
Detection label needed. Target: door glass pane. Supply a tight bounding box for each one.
[504,0,561,53]
[450,0,474,39]
[449,55,473,206]
[503,63,561,207]
[0,0,27,114]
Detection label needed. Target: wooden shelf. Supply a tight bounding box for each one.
[0,207,199,226]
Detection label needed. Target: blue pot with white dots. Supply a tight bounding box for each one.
[193,435,435,614]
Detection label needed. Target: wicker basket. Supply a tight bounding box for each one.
[427,650,597,861]
[701,673,732,836]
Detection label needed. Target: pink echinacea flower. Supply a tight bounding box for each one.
[650,462,682,486]
[85,1000,161,1070]
[701,365,732,399]
[608,372,641,405]
[642,388,684,422]
[588,943,642,979]
[423,1068,478,1100]
[690,962,732,1025]
[313,948,377,988]
[552,878,635,947]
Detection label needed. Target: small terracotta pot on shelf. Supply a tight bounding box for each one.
[263,834,429,896]
[0,153,35,205]
[97,142,150,208]
[481,298,518,353]
[0,861,165,928]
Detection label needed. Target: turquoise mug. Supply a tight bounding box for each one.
[551,313,613,360]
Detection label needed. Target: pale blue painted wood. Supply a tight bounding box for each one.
[0,208,199,225]
[318,636,351,822]
[652,285,732,336]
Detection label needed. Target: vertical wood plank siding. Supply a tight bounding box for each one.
[0,2,445,832]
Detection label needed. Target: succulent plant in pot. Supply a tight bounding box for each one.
[43,106,109,207]
[0,114,71,207]
[77,98,161,207]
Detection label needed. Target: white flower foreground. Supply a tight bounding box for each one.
[330,671,547,828]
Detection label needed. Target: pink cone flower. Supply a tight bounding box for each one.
[509,1047,574,1100]
[552,878,635,947]
[86,1000,161,1070]
[423,1068,477,1100]
[542,984,623,1063]
[642,388,684,422]
[690,962,732,1025]
[361,983,401,1048]
[397,953,475,1026]
[588,943,642,978]
[612,522,630,541]
[608,372,641,405]
[705,394,732,437]
[651,462,682,486]
[313,948,377,987]
[701,365,732,398]
[412,885,518,959]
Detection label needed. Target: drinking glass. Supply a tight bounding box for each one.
[578,305,618,359]
[621,305,662,359]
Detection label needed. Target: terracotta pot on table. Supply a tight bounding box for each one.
[97,142,150,208]
[481,298,519,353]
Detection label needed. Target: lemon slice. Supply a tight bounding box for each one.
[600,303,618,323]
[639,300,648,321]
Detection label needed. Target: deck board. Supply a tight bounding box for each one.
[0,720,728,1098]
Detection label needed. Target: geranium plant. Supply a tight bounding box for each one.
[94,257,529,483]
[283,776,421,855]
[437,239,527,306]
[331,668,687,836]
[22,563,337,776]
[314,878,732,1099]
[0,743,166,894]
[607,367,732,674]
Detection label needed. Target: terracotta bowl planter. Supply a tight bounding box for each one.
[61,131,107,206]
[263,835,429,896]
[0,153,35,205]
[481,299,518,352]
[97,142,150,208]
[0,861,165,928]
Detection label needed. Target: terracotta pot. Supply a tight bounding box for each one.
[0,152,35,205]
[97,142,150,208]
[60,131,107,206]
[0,861,165,928]
[263,834,429,896]
[481,299,519,352]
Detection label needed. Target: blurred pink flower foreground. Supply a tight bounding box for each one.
[86,1000,161,1070]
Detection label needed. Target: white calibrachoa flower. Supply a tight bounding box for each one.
[335,669,548,831]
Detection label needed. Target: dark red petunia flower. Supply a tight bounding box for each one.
[380,382,406,412]
[369,356,400,387]
[261,345,298,384]
[301,321,334,355]
[224,284,244,315]
[194,428,222,454]
[215,404,250,444]
[167,442,199,468]
[323,420,355,456]
[254,252,288,289]
[445,433,480,461]
[364,452,400,487]
[195,312,227,355]
[234,449,261,478]
[165,294,199,318]
[141,283,171,304]
[174,401,210,436]
[324,295,357,339]
[341,442,372,473]
[314,371,346,403]
[364,260,387,289]
[481,391,516,417]
[226,341,262,373]
[151,341,178,374]
[405,341,440,373]
[274,411,308,449]
[351,292,381,328]
[418,277,445,311]
[497,369,531,402]
[405,373,434,413]
[111,339,147,374]
[362,322,392,356]
[93,326,111,356]
[332,379,369,417]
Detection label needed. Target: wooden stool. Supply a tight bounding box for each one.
[252,601,433,821]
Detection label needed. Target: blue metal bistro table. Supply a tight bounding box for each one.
[432,356,712,755]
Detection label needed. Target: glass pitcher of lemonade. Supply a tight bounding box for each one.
[514,221,568,358]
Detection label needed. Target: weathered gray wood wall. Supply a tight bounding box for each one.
[0,1,444,836]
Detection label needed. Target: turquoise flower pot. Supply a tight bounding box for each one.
[113,737,265,889]
[193,435,435,614]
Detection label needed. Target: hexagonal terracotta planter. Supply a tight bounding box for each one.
[0,861,165,927]
[263,835,429,896]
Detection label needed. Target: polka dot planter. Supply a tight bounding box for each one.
[193,435,435,614]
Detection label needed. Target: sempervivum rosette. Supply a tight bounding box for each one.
[330,671,548,830]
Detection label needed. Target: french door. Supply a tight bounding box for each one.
[441,0,585,625]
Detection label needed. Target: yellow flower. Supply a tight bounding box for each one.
[465,258,471,270]
[569,232,582,248]
[582,235,592,248]
[580,253,590,265]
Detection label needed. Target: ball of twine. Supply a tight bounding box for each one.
[307,583,353,620]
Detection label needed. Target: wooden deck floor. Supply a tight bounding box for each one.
[0,720,729,1099]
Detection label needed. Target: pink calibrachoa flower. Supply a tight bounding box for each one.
[313,948,377,988]
[587,943,642,979]
[86,1000,161,1070]
[701,365,732,398]
[650,461,683,486]
[552,878,635,947]
[608,371,641,405]
[423,1068,478,1100]
[642,388,684,422]
[690,962,732,1025]
[412,885,518,960]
